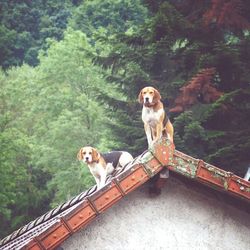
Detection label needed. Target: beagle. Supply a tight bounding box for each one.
[77,146,133,189]
[138,86,174,146]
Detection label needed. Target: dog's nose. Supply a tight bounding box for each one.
[85,157,89,161]
[145,97,149,102]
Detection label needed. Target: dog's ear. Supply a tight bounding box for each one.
[138,90,144,104]
[92,148,100,162]
[77,148,84,161]
[153,89,161,102]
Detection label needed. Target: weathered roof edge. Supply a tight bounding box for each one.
[0,140,168,249]
[1,138,250,249]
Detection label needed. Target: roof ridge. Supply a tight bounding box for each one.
[0,148,151,249]
[0,183,96,247]
[1,138,249,250]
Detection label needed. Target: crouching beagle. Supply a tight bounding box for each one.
[138,86,174,146]
[77,146,133,189]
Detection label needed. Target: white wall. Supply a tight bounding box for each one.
[244,167,250,181]
[61,177,250,250]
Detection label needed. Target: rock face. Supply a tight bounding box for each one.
[61,176,250,250]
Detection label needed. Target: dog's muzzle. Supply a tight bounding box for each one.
[84,157,91,163]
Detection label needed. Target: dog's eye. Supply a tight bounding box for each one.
[83,152,86,155]
[149,91,153,94]
[143,92,146,94]
[89,152,92,155]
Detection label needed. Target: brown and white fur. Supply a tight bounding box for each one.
[77,146,133,189]
[138,86,174,146]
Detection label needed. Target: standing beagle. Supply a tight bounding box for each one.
[77,146,133,189]
[138,86,174,146]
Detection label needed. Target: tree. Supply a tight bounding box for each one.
[0,25,18,68]
[30,28,126,205]
[95,0,250,176]
[203,0,250,30]
[0,0,73,68]
[0,28,126,237]
[0,68,51,238]
[69,0,148,37]
[170,68,223,113]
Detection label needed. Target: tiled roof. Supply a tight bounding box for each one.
[0,138,249,250]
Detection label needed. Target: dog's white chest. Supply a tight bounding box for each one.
[89,163,103,178]
[142,107,164,127]
[88,162,114,178]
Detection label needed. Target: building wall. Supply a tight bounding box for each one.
[61,177,250,250]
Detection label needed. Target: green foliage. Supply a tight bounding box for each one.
[69,0,148,37]
[0,28,125,237]
[0,25,17,68]
[0,0,73,68]
[0,69,51,237]
[94,0,250,176]
[30,29,125,205]
[173,111,210,158]
[201,89,250,173]
[0,76,46,233]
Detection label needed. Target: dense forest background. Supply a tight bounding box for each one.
[1,0,250,238]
